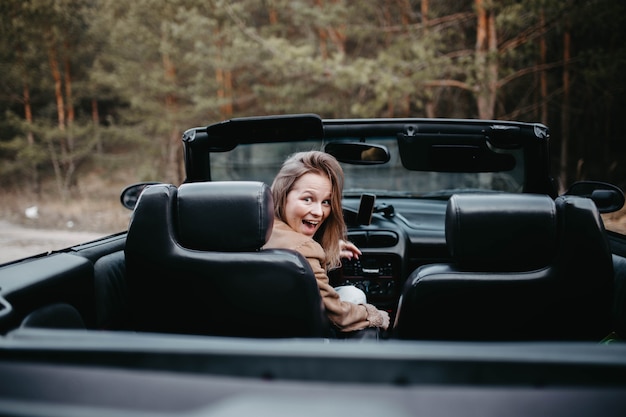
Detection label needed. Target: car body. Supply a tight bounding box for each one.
[1,114,626,416]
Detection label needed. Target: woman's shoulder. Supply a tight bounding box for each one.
[265,219,324,257]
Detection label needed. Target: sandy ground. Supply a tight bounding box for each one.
[2,210,625,265]
[0,220,106,264]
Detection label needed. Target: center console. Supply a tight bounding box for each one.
[330,254,401,311]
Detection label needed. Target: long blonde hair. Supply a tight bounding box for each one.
[271,151,346,270]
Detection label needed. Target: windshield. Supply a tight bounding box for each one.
[210,137,524,198]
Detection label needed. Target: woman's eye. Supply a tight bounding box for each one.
[303,197,312,203]
[322,200,331,206]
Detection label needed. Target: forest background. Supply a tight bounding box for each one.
[1,0,626,236]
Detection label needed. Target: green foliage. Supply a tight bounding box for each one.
[0,0,625,190]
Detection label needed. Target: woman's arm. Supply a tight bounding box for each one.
[303,243,388,331]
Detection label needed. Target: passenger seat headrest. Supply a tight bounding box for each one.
[446,194,557,271]
[177,181,274,252]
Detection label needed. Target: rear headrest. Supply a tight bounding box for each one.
[177,181,274,251]
[446,193,557,271]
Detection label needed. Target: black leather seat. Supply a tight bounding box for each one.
[124,181,327,338]
[94,250,128,330]
[393,193,613,341]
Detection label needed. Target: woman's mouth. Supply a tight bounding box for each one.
[302,219,319,232]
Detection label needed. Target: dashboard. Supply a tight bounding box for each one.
[330,196,450,314]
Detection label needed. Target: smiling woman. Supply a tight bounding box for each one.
[264,151,390,334]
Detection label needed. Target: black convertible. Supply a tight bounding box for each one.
[1,114,626,416]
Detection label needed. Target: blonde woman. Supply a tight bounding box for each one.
[264,151,389,333]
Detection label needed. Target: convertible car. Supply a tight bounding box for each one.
[1,114,626,416]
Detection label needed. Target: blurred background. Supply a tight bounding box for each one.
[1,0,625,261]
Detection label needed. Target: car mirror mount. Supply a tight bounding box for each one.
[564,180,625,213]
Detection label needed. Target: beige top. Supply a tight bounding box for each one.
[264,219,384,332]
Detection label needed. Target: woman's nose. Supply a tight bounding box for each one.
[310,202,323,216]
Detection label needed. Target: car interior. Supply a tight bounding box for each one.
[1,115,626,416]
[2,114,626,341]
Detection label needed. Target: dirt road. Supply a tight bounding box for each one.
[0,220,105,264]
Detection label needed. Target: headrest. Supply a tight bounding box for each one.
[176,181,274,251]
[445,193,557,271]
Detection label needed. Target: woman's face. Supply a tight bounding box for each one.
[284,172,332,237]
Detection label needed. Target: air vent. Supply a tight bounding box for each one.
[347,231,398,248]
[348,232,368,247]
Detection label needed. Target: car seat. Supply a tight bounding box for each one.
[393,193,613,341]
[93,250,128,330]
[124,181,327,338]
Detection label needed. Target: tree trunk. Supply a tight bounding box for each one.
[398,0,411,25]
[46,34,68,198]
[48,46,66,132]
[474,0,498,119]
[421,0,436,117]
[215,64,233,119]
[267,0,278,25]
[92,99,103,154]
[214,24,233,121]
[539,9,548,126]
[17,41,40,195]
[162,49,182,184]
[63,43,75,129]
[62,46,76,192]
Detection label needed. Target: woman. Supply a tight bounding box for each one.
[264,151,390,332]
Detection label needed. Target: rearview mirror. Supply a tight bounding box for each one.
[120,182,162,210]
[564,181,625,213]
[324,142,390,165]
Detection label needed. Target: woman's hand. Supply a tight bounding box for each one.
[363,304,390,330]
[340,239,361,260]
[378,309,390,330]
